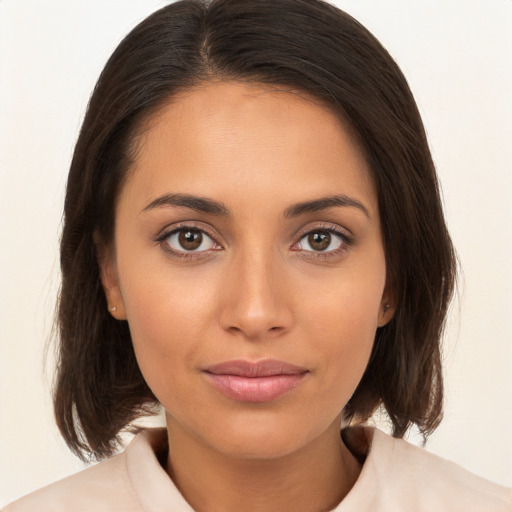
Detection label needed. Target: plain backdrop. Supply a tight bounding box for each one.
[1,0,511,505]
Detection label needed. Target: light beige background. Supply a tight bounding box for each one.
[1,0,511,505]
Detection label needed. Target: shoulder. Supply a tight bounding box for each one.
[341,426,512,512]
[3,448,140,512]
[384,430,512,511]
[2,428,188,512]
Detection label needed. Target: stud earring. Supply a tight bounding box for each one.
[109,305,117,313]
[383,303,390,313]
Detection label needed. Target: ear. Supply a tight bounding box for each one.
[377,281,396,328]
[94,231,127,320]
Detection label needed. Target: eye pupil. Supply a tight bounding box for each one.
[179,230,202,250]
[308,232,331,251]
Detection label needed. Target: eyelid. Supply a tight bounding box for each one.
[291,222,354,258]
[294,222,353,240]
[155,221,223,259]
[155,221,220,243]
[154,220,354,261]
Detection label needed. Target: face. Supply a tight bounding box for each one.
[100,81,393,459]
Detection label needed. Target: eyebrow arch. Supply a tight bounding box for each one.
[283,194,371,219]
[142,193,230,216]
[142,192,370,219]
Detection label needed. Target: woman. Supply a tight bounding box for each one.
[3,0,511,510]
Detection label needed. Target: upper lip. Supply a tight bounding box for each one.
[204,359,308,377]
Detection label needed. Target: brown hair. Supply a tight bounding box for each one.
[54,0,456,460]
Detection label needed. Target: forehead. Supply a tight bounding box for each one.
[124,81,377,216]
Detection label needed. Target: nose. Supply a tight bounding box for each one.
[218,247,294,341]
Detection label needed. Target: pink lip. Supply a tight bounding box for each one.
[203,359,308,403]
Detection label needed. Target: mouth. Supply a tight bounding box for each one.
[203,359,309,403]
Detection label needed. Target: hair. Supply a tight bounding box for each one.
[54,0,456,460]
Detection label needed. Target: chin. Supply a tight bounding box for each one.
[210,430,309,460]
[203,411,333,461]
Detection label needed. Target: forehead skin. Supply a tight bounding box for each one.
[123,81,378,226]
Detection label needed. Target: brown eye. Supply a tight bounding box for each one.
[297,230,343,253]
[308,232,331,251]
[164,228,218,253]
[178,230,203,250]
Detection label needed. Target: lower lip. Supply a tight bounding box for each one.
[204,373,307,402]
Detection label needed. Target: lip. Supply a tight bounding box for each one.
[203,359,309,403]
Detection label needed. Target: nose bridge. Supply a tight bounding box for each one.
[220,240,292,339]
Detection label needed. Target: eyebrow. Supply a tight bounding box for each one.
[142,192,370,219]
[143,193,230,216]
[283,194,370,219]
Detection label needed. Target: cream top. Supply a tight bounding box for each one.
[4,427,512,511]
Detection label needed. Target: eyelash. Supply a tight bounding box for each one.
[155,222,353,261]
[155,222,221,261]
[293,224,353,260]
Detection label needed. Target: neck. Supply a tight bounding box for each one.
[164,417,361,512]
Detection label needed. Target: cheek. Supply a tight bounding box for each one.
[116,256,220,393]
[303,264,385,392]
[312,302,377,376]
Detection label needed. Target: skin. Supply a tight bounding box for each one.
[99,81,395,512]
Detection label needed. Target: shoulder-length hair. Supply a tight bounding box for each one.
[55,0,456,460]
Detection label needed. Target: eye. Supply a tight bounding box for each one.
[295,228,350,254]
[162,228,220,253]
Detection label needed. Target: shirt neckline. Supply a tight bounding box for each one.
[124,426,391,512]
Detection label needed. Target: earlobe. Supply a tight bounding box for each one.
[377,300,395,327]
[377,281,396,327]
[94,231,127,320]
